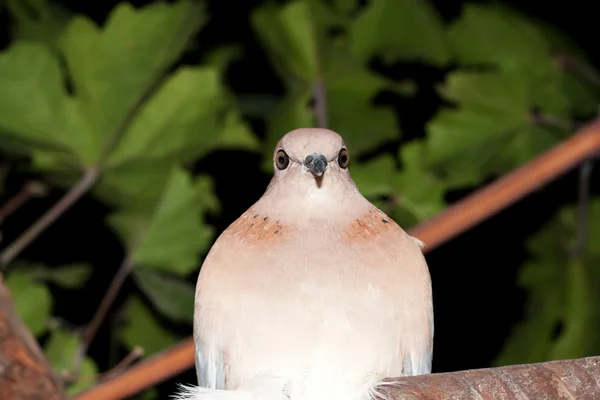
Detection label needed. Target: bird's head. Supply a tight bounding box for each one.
[262,128,362,215]
[271,128,353,184]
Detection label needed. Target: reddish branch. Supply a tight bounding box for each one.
[0,274,64,400]
[73,121,600,399]
[379,356,600,399]
[409,118,600,249]
[74,338,194,400]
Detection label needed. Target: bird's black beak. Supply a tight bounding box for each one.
[304,153,328,177]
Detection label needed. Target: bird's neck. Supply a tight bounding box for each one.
[254,181,369,227]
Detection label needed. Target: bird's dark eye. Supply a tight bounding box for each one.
[276,149,290,170]
[338,148,349,168]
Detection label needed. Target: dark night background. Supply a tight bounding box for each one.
[1,0,599,397]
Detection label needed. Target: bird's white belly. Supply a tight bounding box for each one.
[211,275,406,400]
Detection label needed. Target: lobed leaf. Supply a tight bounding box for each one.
[59,0,206,156]
[120,296,180,357]
[108,167,216,276]
[251,1,319,82]
[0,43,92,163]
[425,70,561,187]
[134,269,195,324]
[350,0,450,66]
[44,326,98,395]
[5,271,53,336]
[495,200,600,366]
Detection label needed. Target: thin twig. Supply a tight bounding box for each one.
[0,168,99,269]
[572,160,594,260]
[555,53,600,88]
[74,338,195,400]
[313,79,328,128]
[97,346,145,384]
[0,161,10,186]
[0,181,48,224]
[0,186,33,224]
[61,346,143,387]
[529,112,574,131]
[74,254,134,370]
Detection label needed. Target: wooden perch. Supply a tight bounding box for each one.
[0,274,64,400]
[73,120,600,399]
[378,356,600,399]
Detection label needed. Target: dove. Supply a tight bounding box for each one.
[174,128,433,400]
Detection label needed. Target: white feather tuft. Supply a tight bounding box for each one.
[369,379,409,400]
[171,384,253,400]
[171,375,290,400]
[409,236,425,249]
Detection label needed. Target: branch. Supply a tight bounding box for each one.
[72,119,600,399]
[555,53,600,88]
[313,79,328,128]
[74,255,134,371]
[0,274,64,399]
[377,356,600,399]
[0,182,48,224]
[408,118,600,250]
[572,160,594,260]
[0,168,99,269]
[74,338,194,400]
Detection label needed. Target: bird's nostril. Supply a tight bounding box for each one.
[304,155,314,165]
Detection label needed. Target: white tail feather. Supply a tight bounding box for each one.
[172,375,290,400]
[171,384,253,400]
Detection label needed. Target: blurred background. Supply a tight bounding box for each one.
[0,0,599,398]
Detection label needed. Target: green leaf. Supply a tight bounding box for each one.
[22,263,92,289]
[133,269,195,324]
[324,51,402,155]
[494,201,600,366]
[331,0,360,15]
[218,111,261,152]
[235,94,282,118]
[94,159,174,211]
[350,0,450,66]
[44,326,98,395]
[559,68,600,118]
[447,4,573,118]
[425,70,561,187]
[120,296,180,357]
[59,1,206,153]
[253,1,407,171]
[5,271,53,336]
[448,4,550,73]
[134,389,160,400]
[6,0,72,48]
[251,1,319,81]
[203,44,244,71]
[587,201,600,261]
[261,51,404,170]
[261,90,315,171]
[0,42,92,163]
[395,140,446,222]
[350,141,446,229]
[108,167,215,275]
[534,21,600,117]
[350,154,397,198]
[104,66,228,167]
